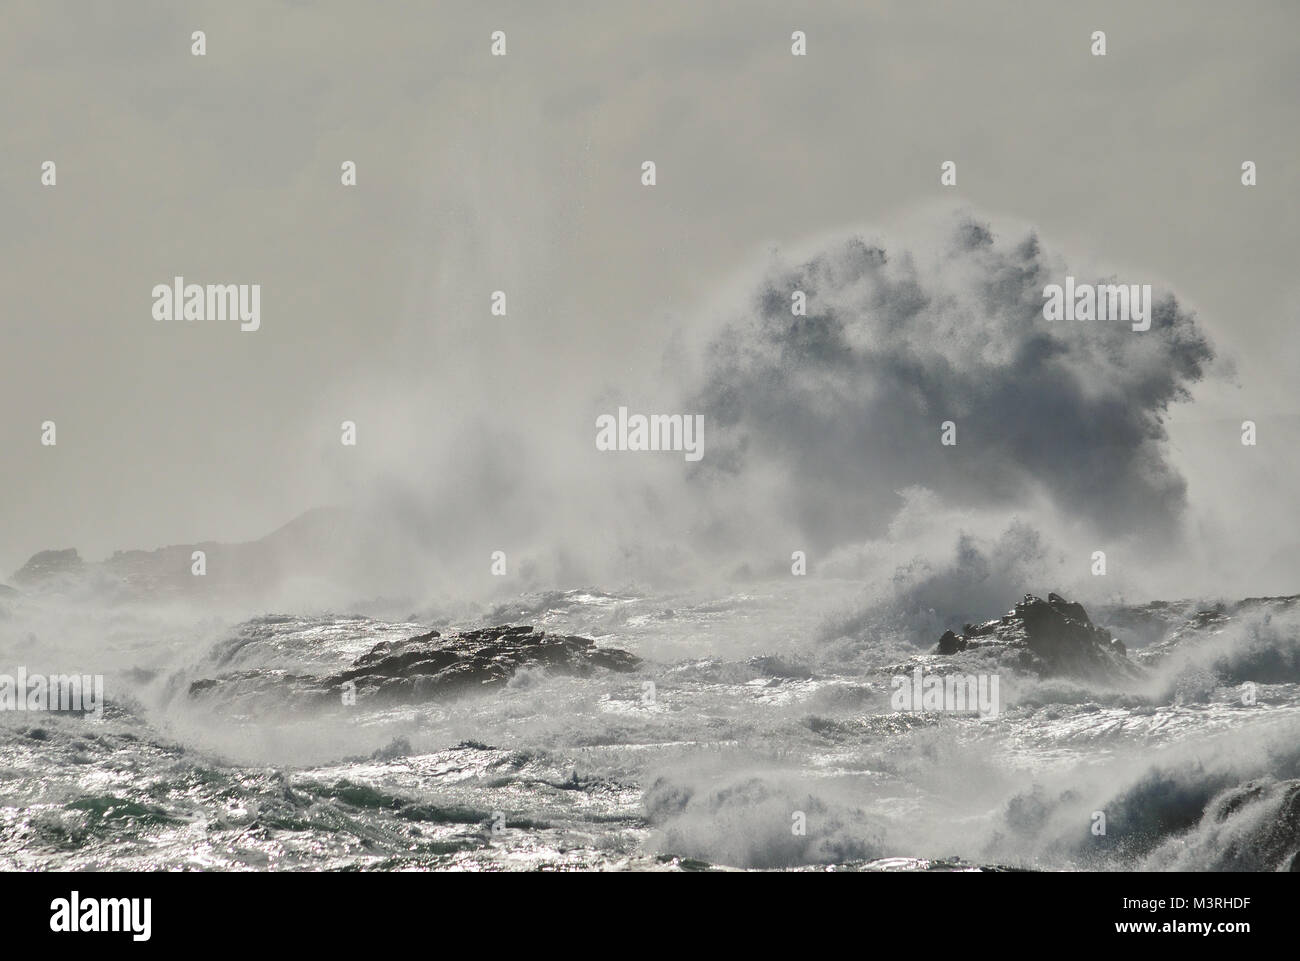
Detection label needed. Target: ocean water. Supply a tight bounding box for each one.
[1,581,1298,871]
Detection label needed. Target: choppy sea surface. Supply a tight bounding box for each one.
[2,580,1298,871]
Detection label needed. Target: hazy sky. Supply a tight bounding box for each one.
[3,1,1298,594]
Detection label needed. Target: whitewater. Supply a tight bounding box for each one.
[2,575,1296,872]
[3,212,1295,872]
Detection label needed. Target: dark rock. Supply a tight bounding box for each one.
[189,623,641,709]
[932,592,1140,683]
[589,647,645,672]
[1012,594,1134,677]
[329,625,638,702]
[936,630,965,655]
[1047,592,1090,624]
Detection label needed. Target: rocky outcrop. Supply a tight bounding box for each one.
[321,624,640,703]
[187,624,641,708]
[932,592,1140,683]
[937,630,964,655]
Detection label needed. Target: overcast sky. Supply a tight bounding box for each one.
[3,0,1298,594]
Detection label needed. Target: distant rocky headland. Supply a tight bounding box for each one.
[2,507,429,607]
[932,591,1140,683]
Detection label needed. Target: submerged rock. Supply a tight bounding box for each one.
[932,592,1141,683]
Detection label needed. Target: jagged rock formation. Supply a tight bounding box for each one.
[932,592,1140,682]
[187,624,641,708]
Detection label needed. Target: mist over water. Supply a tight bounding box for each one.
[279,210,1231,608]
